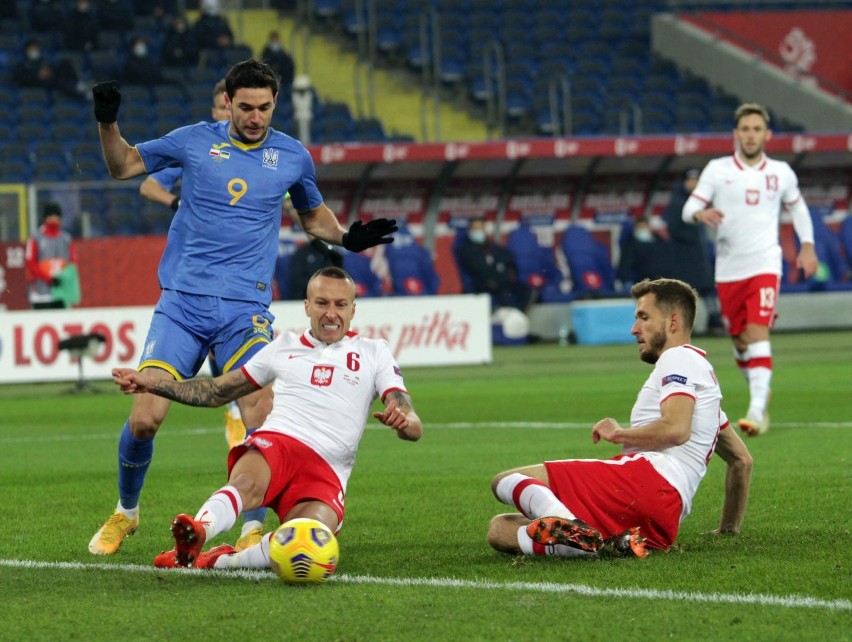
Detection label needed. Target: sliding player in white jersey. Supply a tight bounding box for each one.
[682,103,818,436]
[111,267,423,569]
[487,278,752,559]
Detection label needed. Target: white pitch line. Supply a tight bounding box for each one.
[1,421,851,445]
[0,558,848,612]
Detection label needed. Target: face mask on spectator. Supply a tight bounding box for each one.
[634,229,654,243]
[468,230,486,244]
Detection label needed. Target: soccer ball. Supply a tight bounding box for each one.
[269,518,339,584]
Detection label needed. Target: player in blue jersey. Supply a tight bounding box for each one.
[138,77,270,551]
[140,79,249,451]
[88,58,398,555]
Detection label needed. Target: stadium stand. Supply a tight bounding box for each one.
[2,1,849,321]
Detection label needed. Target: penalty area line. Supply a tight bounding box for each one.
[0,559,848,612]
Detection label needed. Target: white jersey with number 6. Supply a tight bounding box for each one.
[241,329,408,489]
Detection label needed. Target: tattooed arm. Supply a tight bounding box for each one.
[372,390,423,442]
[112,367,258,407]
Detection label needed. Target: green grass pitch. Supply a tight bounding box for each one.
[0,330,849,640]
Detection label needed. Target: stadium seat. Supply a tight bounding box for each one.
[0,158,31,182]
[560,225,617,297]
[385,229,440,296]
[342,251,383,298]
[810,209,852,289]
[506,223,572,303]
[840,217,852,269]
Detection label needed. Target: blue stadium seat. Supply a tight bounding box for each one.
[840,217,852,269]
[0,159,31,182]
[385,225,440,296]
[354,117,385,142]
[507,223,572,303]
[342,251,383,297]
[810,208,852,288]
[560,226,617,297]
[313,0,343,20]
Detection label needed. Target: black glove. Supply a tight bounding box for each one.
[92,80,121,124]
[170,196,180,212]
[342,218,398,252]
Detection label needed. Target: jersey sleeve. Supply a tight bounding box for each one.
[656,348,700,403]
[241,335,285,389]
[284,144,324,212]
[373,341,407,401]
[780,163,814,245]
[780,162,803,206]
[682,161,719,221]
[135,124,194,174]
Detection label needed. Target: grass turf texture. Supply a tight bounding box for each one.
[0,330,849,640]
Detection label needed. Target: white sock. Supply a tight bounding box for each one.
[747,341,772,418]
[516,526,594,558]
[116,502,138,520]
[495,473,575,520]
[517,525,536,555]
[217,532,273,569]
[195,485,243,542]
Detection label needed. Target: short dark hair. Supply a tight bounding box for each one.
[42,201,62,219]
[309,266,355,290]
[630,278,698,331]
[224,59,279,99]
[734,102,770,127]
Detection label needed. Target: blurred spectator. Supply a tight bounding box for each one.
[161,14,199,69]
[122,36,163,85]
[457,217,533,311]
[194,0,233,67]
[13,39,88,99]
[25,202,80,309]
[0,1,18,18]
[286,239,343,300]
[29,0,63,33]
[259,30,295,88]
[64,0,100,52]
[134,0,179,19]
[616,217,674,288]
[97,0,135,34]
[662,169,722,332]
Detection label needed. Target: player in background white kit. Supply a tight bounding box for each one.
[487,279,752,559]
[682,103,818,436]
[111,267,423,569]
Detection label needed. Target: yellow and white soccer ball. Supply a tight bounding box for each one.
[269,518,339,584]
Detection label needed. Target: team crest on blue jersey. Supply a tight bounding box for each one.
[262,148,279,169]
[662,374,687,386]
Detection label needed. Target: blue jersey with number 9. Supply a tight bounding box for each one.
[136,120,322,305]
